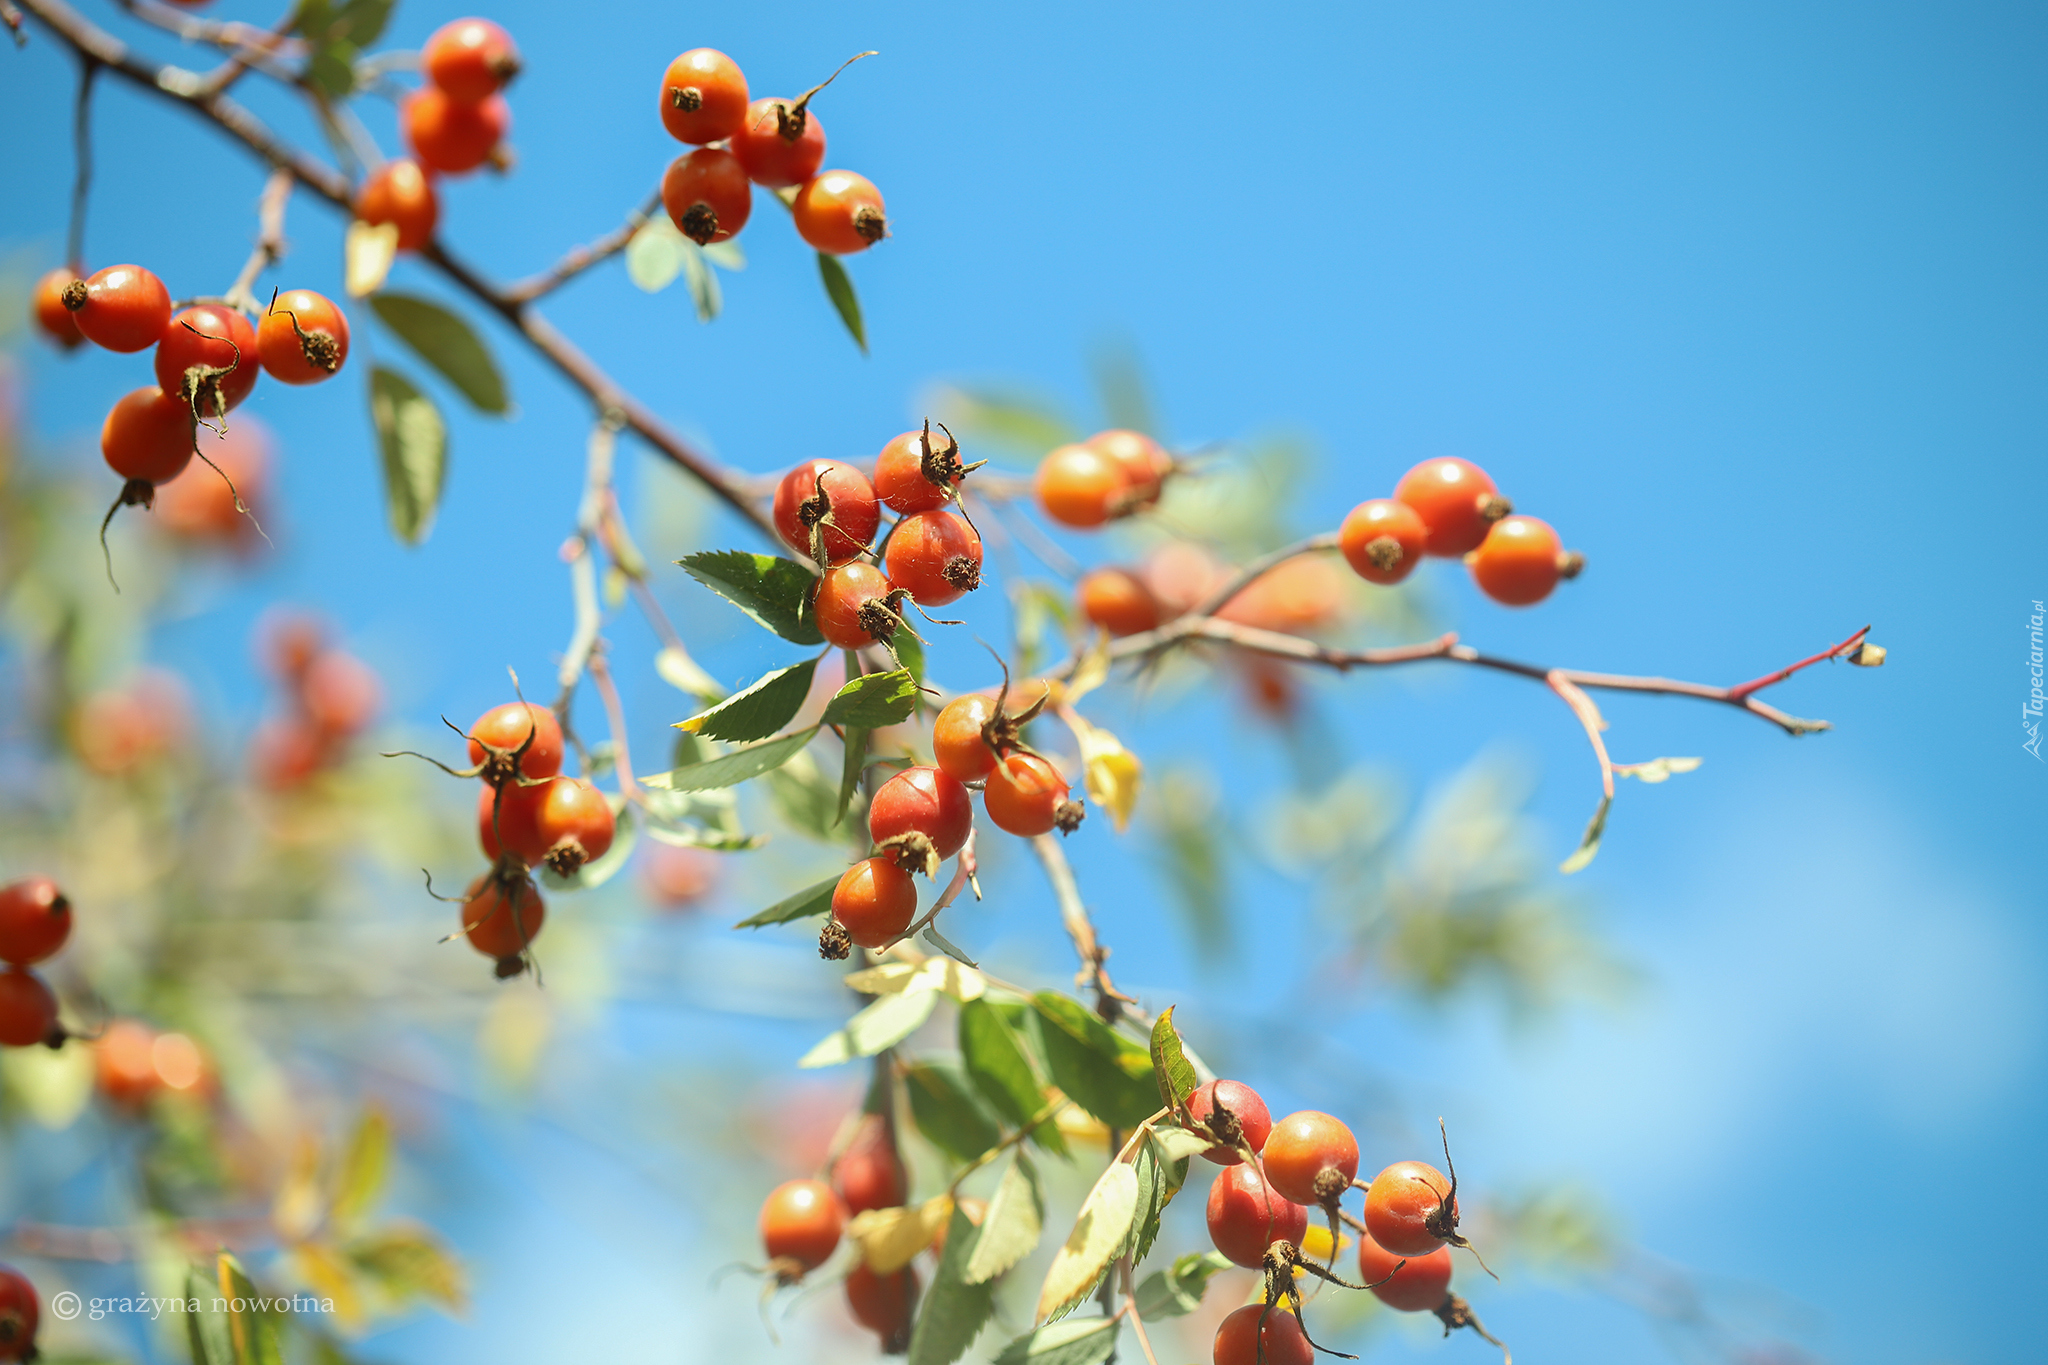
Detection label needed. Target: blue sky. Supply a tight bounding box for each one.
[3,1,2044,1362]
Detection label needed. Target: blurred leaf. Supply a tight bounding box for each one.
[1147,1006,1198,1113]
[1149,767,1229,957]
[800,989,939,1068]
[345,1225,467,1311]
[1559,794,1611,874]
[0,1040,92,1129]
[906,1061,1003,1163]
[959,999,1066,1158]
[1066,713,1140,832]
[733,874,838,929]
[677,660,817,741]
[822,668,919,728]
[1124,1133,1185,1265]
[643,726,818,791]
[925,385,1076,460]
[290,1242,364,1328]
[1132,1251,1232,1319]
[907,1205,996,1365]
[654,644,724,702]
[837,725,868,827]
[1035,1160,1138,1323]
[368,366,446,546]
[641,822,761,852]
[678,550,824,645]
[343,220,399,298]
[963,1152,1042,1284]
[817,252,867,354]
[185,1265,235,1365]
[216,1253,285,1365]
[1010,580,1075,674]
[993,1316,1120,1365]
[1031,993,1158,1130]
[329,1108,390,1227]
[702,239,747,270]
[369,293,509,414]
[894,628,925,686]
[626,216,686,293]
[1614,755,1703,784]
[849,1195,953,1274]
[679,237,723,323]
[767,748,857,840]
[1089,339,1155,437]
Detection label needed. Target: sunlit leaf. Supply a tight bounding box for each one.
[1067,713,1141,833]
[344,220,399,298]
[330,1108,390,1227]
[799,989,939,1068]
[654,644,724,702]
[1614,755,1703,784]
[822,668,919,728]
[1131,1251,1231,1320]
[1031,993,1158,1130]
[626,215,687,294]
[643,727,818,791]
[1147,1006,1199,1113]
[1146,1123,1213,1166]
[1559,794,1611,874]
[818,251,867,354]
[369,293,509,414]
[1035,1160,1138,1323]
[677,660,817,742]
[344,1224,467,1311]
[849,1195,953,1274]
[368,366,446,545]
[963,1152,1041,1284]
[217,1252,286,1365]
[959,998,1065,1158]
[679,236,724,323]
[992,1316,1120,1365]
[678,550,824,645]
[733,874,838,929]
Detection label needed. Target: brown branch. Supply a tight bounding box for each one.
[66,52,95,273]
[15,0,780,545]
[1030,832,1132,1018]
[223,165,292,310]
[504,187,664,303]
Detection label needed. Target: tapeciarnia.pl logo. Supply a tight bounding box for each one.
[2027,600,2044,760]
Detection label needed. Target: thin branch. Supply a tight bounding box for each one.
[557,413,623,697]
[946,1094,1069,1194]
[505,187,664,303]
[223,166,292,310]
[588,649,640,804]
[1030,832,1132,1016]
[66,53,95,274]
[2,1,25,48]
[1725,624,1870,698]
[1121,1256,1163,1365]
[1187,529,1340,620]
[16,0,780,545]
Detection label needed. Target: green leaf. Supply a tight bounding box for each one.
[837,724,868,826]
[1148,1005,1199,1114]
[217,1253,286,1365]
[343,1227,466,1310]
[821,667,920,729]
[368,366,446,545]
[894,628,925,686]
[678,660,817,742]
[701,238,746,270]
[963,1151,1042,1284]
[959,1000,1056,1142]
[625,216,687,294]
[333,0,394,47]
[799,989,938,1068]
[1559,793,1612,874]
[767,748,858,840]
[330,1108,390,1227]
[922,921,979,968]
[369,293,509,414]
[1035,1161,1139,1323]
[1146,1124,1214,1166]
[643,727,819,791]
[1031,993,1159,1130]
[907,1205,996,1365]
[733,874,839,929]
[1131,1251,1232,1320]
[678,236,723,323]
[185,1265,233,1365]
[304,44,357,97]
[992,1318,1121,1365]
[1125,1133,1187,1266]
[678,550,824,646]
[904,1061,1002,1163]
[817,251,868,354]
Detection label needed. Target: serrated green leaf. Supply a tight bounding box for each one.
[818,251,868,354]
[800,989,938,1068]
[1146,1124,1213,1166]
[1125,1134,1187,1266]
[1148,1005,1199,1113]
[905,1062,1002,1163]
[678,660,817,742]
[334,0,393,46]
[369,293,509,414]
[1031,994,1159,1130]
[894,628,925,686]
[1560,793,1612,874]
[678,550,824,645]
[1131,1251,1231,1320]
[963,1152,1042,1284]
[643,726,819,792]
[368,366,446,545]
[821,667,920,729]
[837,724,869,826]
[733,874,838,929]
[1035,1161,1139,1323]
[992,1317,1121,1365]
[960,999,1052,1136]
[330,1109,390,1227]
[907,1205,995,1365]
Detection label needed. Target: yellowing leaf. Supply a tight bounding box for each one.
[1064,632,1112,705]
[345,219,400,298]
[272,1133,325,1242]
[1299,1224,1351,1261]
[843,961,925,996]
[1052,1103,1110,1147]
[1614,755,1703,784]
[0,1040,93,1130]
[292,1241,366,1328]
[849,1195,954,1274]
[1035,1161,1139,1323]
[1065,712,1141,832]
[330,1108,391,1228]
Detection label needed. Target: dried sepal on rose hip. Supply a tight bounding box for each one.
[729,52,871,186]
[772,458,879,566]
[155,305,260,424]
[873,419,985,515]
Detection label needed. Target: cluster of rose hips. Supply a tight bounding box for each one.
[655,47,888,254]
[424,701,616,978]
[248,613,382,792]
[1032,428,1177,531]
[0,877,74,1052]
[69,668,190,778]
[1190,1080,1506,1365]
[1339,457,1582,608]
[756,1114,922,1351]
[0,1264,37,1364]
[93,1017,212,1112]
[31,261,348,530]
